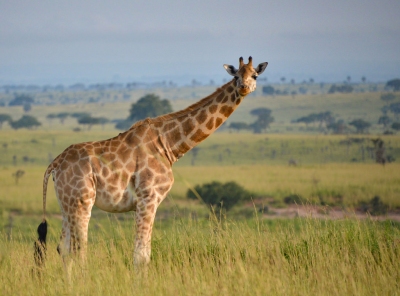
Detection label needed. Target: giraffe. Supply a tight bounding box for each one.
[34,56,268,271]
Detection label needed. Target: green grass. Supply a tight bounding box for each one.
[1,216,399,295]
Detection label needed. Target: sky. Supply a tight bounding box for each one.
[0,0,399,85]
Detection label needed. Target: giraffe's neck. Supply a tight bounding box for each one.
[152,79,243,161]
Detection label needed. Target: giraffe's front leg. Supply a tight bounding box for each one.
[133,167,173,267]
[134,198,159,266]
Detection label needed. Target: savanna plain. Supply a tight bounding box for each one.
[0,83,400,295]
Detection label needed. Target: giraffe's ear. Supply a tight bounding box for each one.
[255,62,268,75]
[223,64,238,76]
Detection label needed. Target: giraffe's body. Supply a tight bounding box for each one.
[35,57,268,270]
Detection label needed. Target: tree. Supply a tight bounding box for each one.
[229,122,249,132]
[262,85,275,95]
[295,111,334,128]
[327,120,347,134]
[9,94,34,106]
[296,115,315,126]
[46,113,57,125]
[128,94,173,122]
[389,102,400,120]
[249,108,274,133]
[186,181,251,211]
[77,115,103,130]
[98,117,109,130]
[349,119,371,134]
[328,84,353,93]
[23,103,32,112]
[386,78,400,91]
[56,112,70,124]
[0,114,12,129]
[380,93,396,103]
[391,122,400,132]
[115,119,132,130]
[116,94,173,130]
[10,115,41,130]
[71,112,91,119]
[378,115,391,129]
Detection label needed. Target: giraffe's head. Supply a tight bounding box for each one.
[224,56,268,96]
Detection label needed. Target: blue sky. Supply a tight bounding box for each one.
[1,0,399,85]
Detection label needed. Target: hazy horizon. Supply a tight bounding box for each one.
[1,0,399,86]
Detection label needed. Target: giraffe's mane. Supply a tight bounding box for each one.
[129,79,234,130]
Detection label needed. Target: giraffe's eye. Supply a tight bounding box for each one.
[252,75,258,80]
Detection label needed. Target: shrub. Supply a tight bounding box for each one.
[358,196,388,216]
[283,194,306,205]
[186,181,251,211]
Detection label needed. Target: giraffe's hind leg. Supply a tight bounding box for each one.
[56,188,95,276]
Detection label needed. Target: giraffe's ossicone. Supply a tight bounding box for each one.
[34,56,268,271]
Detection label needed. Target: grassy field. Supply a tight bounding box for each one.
[1,87,399,134]
[1,216,399,295]
[1,88,400,295]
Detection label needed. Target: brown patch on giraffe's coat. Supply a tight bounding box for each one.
[236,97,242,105]
[219,106,234,117]
[190,129,208,143]
[154,175,169,184]
[135,125,148,138]
[153,121,163,128]
[101,167,110,177]
[139,168,153,182]
[182,118,196,135]
[221,96,229,104]
[155,185,171,196]
[73,164,82,177]
[66,149,80,163]
[203,100,214,107]
[176,116,186,123]
[91,157,101,172]
[206,118,214,130]
[118,146,132,163]
[162,121,177,132]
[125,161,136,172]
[215,117,223,128]
[107,185,119,194]
[230,93,236,102]
[147,204,155,213]
[80,161,91,175]
[94,147,104,156]
[227,85,234,93]
[147,157,160,171]
[125,133,139,146]
[216,92,225,103]
[167,127,182,143]
[209,105,218,114]
[189,109,199,117]
[195,109,208,124]
[178,141,191,154]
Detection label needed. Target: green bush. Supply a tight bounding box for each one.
[358,196,389,216]
[186,181,251,211]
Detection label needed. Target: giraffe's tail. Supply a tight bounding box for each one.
[34,220,47,267]
[34,163,54,267]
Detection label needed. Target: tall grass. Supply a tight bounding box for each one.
[1,216,399,295]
